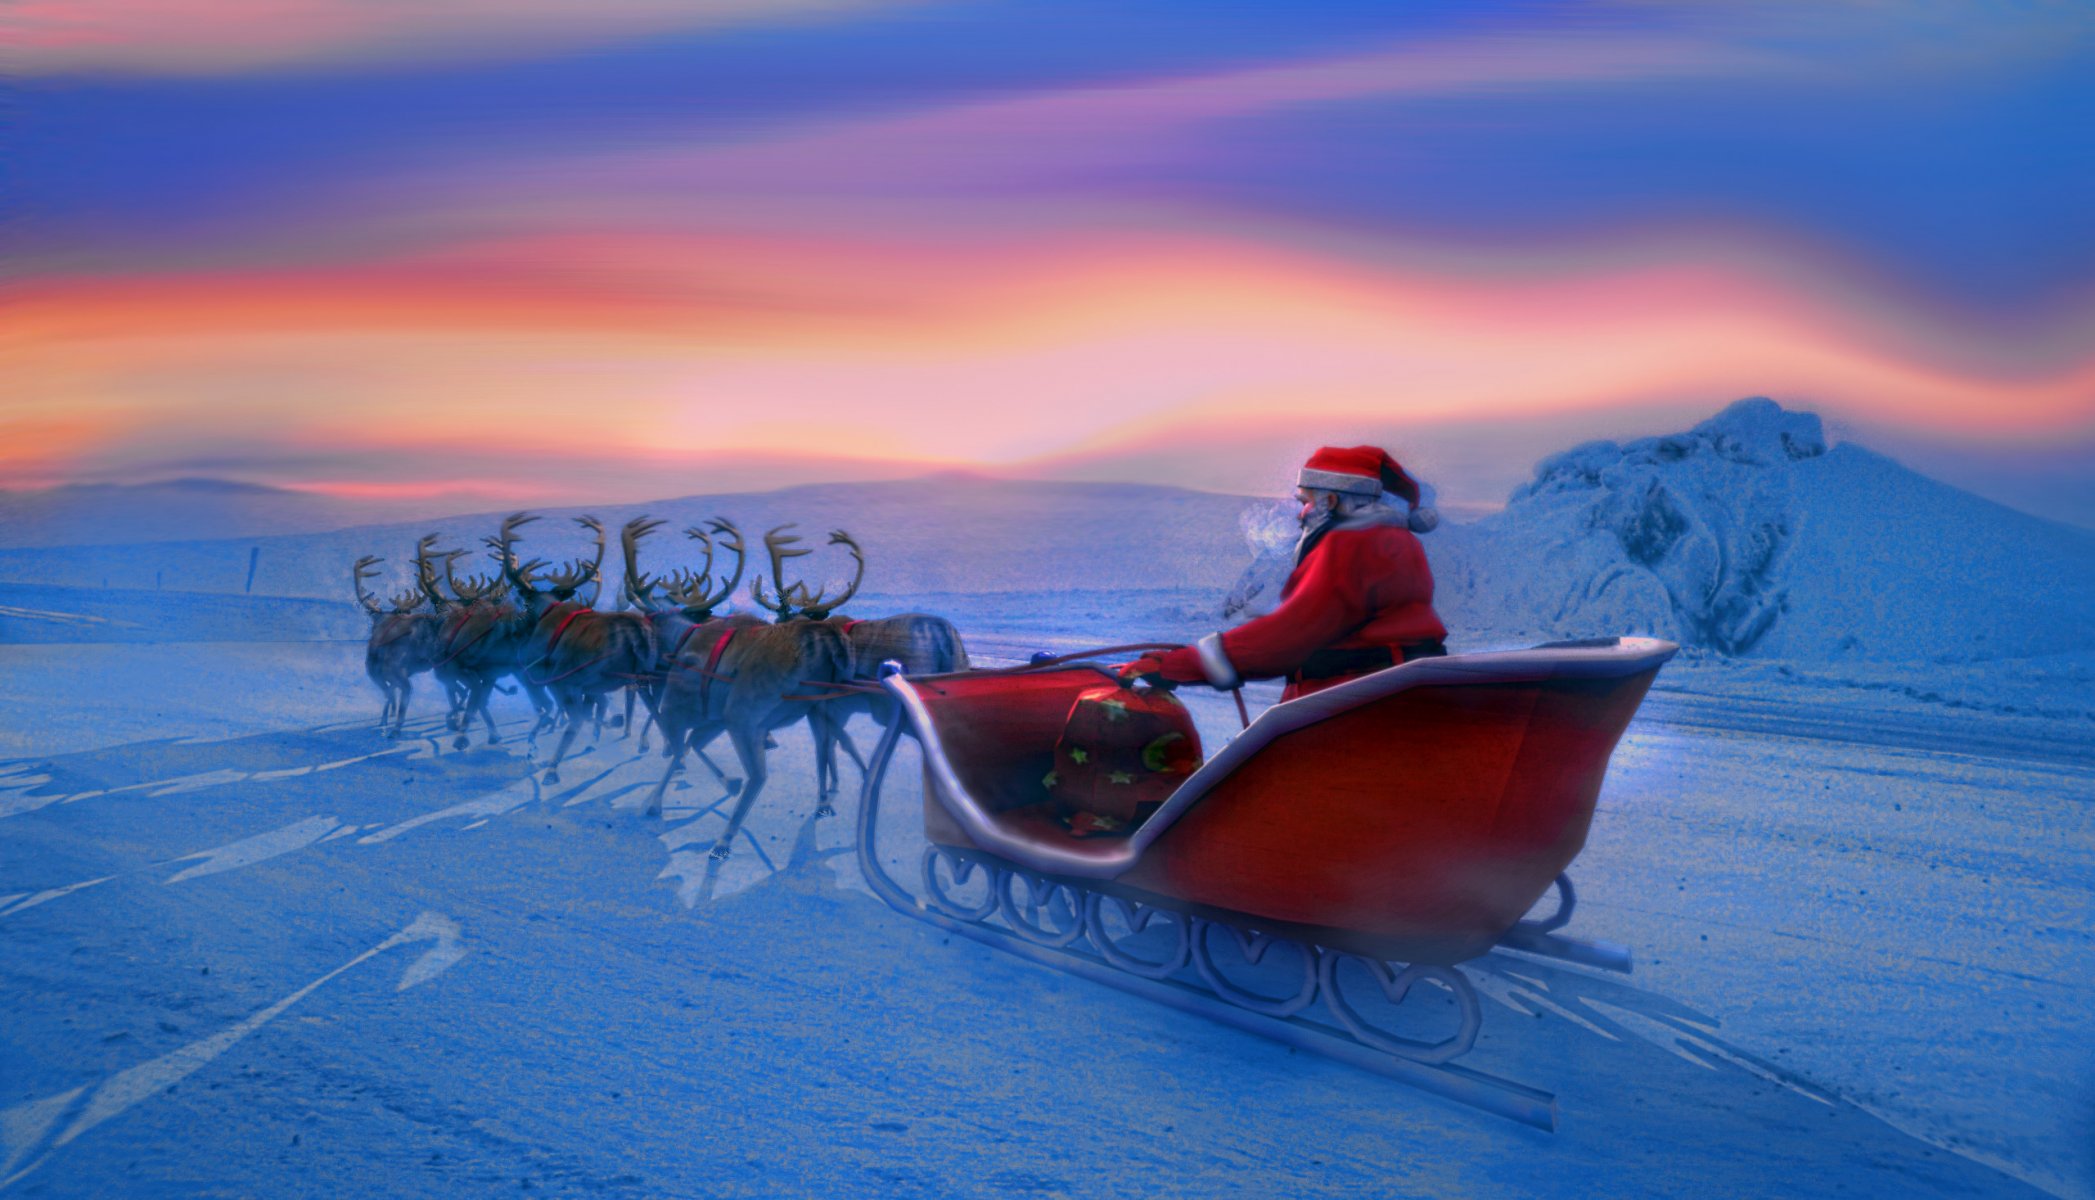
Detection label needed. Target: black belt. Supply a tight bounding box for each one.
[1294,639,1446,682]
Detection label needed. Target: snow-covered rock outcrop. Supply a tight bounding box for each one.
[1442,398,1819,655]
[1433,398,2095,662]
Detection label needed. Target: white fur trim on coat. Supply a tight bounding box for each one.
[1194,633,1242,690]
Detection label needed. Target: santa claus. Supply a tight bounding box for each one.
[1121,445,1446,701]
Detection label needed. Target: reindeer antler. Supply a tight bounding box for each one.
[793,529,866,619]
[752,523,812,618]
[659,525,713,611]
[572,515,606,607]
[506,556,553,595]
[703,518,747,604]
[489,512,544,593]
[620,516,667,607]
[445,547,503,604]
[352,555,389,615]
[662,517,744,614]
[412,534,458,607]
[542,555,597,597]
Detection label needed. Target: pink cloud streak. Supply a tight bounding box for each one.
[2,0,910,75]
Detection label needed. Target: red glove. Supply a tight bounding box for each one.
[1115,655,1167,683]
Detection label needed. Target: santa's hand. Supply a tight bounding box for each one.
[1115,655,1167,685]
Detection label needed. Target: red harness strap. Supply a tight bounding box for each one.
[669,621,708,660]
[698,627,737,715]
[537,606,590,662]
[435,609,497,667]
[838,619,863,636]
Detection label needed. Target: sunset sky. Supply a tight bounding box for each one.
[7,2,2093,522]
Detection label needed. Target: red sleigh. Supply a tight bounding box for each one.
[853,637,1677,1127]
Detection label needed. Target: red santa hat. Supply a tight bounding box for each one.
[1298,445,1438,532]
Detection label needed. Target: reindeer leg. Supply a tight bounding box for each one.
[815,709,865,817]
[437,666,463,730]
[645,726,687,817]
[629,684,663,759]
[543,693,586,784]
[809,710,836,817]
[477,677,504,745]
[817,713,865,817]
[387,677,408,738]
[522,679,555,740]
[392,675,414,738]
[710,724,769,861]
[677,728,739,796]
[454,679,487,750]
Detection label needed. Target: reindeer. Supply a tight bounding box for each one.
[354,553,444,738]
[618,514,761,757]
[500,515,661,785]
[625,518,857,851]
[436,513,557,750]
[404,534,476,721]
[644,611,855,857]
[755,525,969,750]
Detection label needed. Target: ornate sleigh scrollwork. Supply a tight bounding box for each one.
[922,846,999,923]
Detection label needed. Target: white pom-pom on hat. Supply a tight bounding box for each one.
[1407,479,1439,533]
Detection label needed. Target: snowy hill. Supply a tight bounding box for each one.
[0,476,1260,607]
[0,479,471,549]
[1425,399,2095,661]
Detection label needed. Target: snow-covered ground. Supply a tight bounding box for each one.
[1,620,2088,1199]
[4,402,2091,1197]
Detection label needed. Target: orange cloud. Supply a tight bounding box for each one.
[0,414,119,488]
[9,221,2092,498]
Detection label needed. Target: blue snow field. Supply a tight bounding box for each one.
[1,403,2090,1198]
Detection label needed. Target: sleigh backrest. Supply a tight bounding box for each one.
[1124,654,1665,954]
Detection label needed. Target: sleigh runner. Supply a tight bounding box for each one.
[854,636,1677,1128]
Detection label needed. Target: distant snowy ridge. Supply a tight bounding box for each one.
[0,478,1262,606]
[1429,399,2095,662]
[0,479,465,549]
[5,405,2092,665]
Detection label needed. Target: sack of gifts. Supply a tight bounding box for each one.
[1045,680,1203,837]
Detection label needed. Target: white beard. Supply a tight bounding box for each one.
[1294,505,1337,562]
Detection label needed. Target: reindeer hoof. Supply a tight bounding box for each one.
[453,735,470,751]
[707,842,732,862]
[725,778,744,796]
[815,804,835,819]
[544,769,560,785]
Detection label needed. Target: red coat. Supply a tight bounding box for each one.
[1157,508,1446,700]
